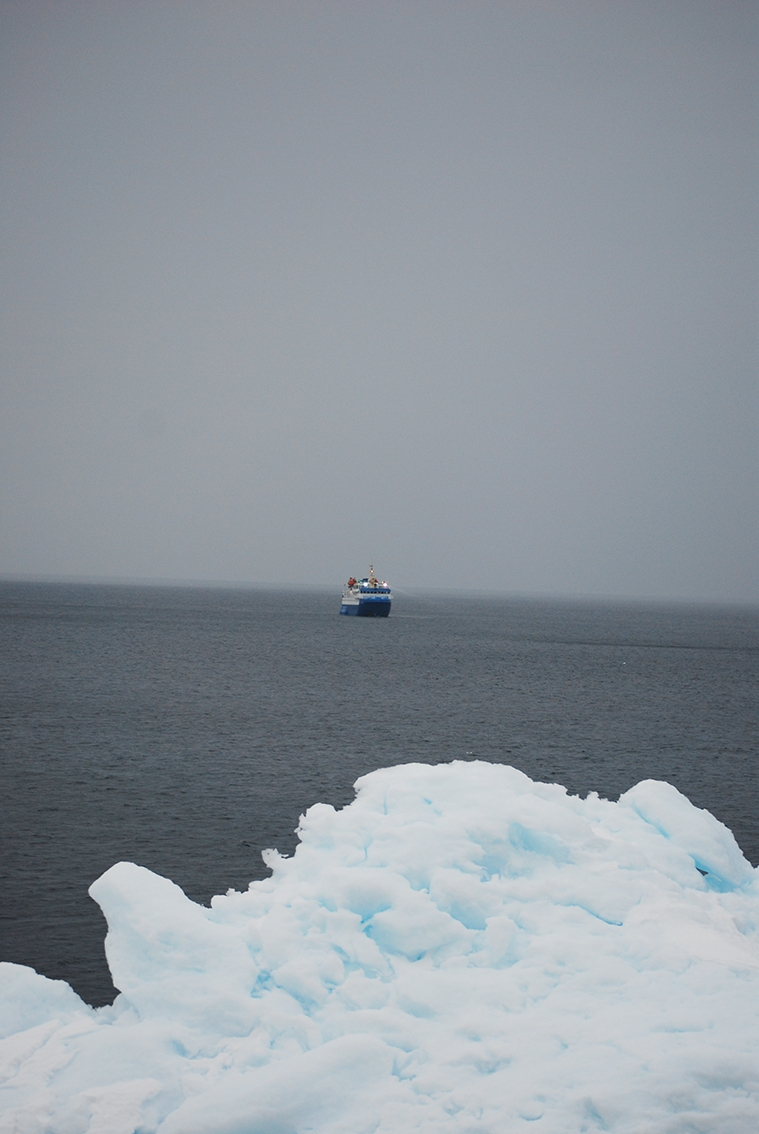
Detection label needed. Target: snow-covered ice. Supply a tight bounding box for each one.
[2,761,758,1133]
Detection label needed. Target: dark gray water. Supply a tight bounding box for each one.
[1,582,757,1007]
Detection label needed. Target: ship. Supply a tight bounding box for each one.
[340,566,392,617]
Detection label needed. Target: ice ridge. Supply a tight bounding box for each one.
[1,760,758,1133]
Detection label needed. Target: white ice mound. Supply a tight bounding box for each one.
[618,778,755,888]
[2,761,758,1134]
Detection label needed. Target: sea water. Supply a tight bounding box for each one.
[1,581,757,1008]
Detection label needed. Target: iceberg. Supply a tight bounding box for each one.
[1,761,758,1133]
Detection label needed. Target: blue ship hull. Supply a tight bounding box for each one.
[340,599,391,617]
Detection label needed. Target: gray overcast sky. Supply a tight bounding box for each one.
[1,1,756,600]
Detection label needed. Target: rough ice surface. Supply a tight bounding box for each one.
[2,762,758,1134]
